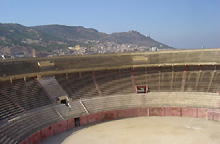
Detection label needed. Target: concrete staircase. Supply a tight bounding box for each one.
[130,69,137,93]
[91,74,103,97]
[37,77,69,102]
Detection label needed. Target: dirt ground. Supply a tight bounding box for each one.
[40,117,220,144]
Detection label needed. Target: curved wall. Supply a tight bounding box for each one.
[20,106,219,144]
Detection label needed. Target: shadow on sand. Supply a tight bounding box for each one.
[39,121,112,144]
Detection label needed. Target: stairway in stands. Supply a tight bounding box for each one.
[130,68,137,93]
[37,77,69,102]
[91,73,103,97]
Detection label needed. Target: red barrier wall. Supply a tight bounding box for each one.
[197,108,207,118]
[182,107,197,117]
[102,110,117,121]
[20,107,218,144]
[80,115,88,126]
[165,107,181,116]
[87,112,102,124]
[132,108,148,117]
[29,130,41,144]
[211,112,220,121]
[21,137,29,144]
[149,107,165,116]
[117,109,133,119]
[206,109,220,121]
[53,120,68,135]
[67,118,75,130]
[41,125,54,141]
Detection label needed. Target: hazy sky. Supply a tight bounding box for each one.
[0,0,220,49]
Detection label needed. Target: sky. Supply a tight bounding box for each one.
[0,0,220,49]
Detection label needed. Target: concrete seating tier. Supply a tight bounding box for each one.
[0,106,62,143]
[145,92,220,108]
[0,78,53,120]
[55,67,220,101]
[55,74,80,99]
[134,67,146,86]
[0,133,17,144]
[100,69,124,96]
[54,101,87,119]
[81,92,220,114]
[0,90,24,121]
[1,63,220,143]
[120,68,134,93]
[208,71,220,93]
[0,92,220,143]
[56,73,96,99]
[82,94,144,113]
[0,61,40,77]
[80,72,99,98]
[93,70,109,95]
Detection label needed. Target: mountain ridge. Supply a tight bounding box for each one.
[32,24,169,47]
[0,23,173,57]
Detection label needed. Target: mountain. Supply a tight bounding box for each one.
[0,23,86,57]
[110,30,166,47]
[32,25,170,48]
[32,25,109,42]
[0,23,172,57]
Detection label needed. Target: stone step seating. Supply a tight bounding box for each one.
[0,133,17,144]
[160,73,173,91]
[145,92,220,108]
[82,94,144,114]
[172,72,183,91]
[196,72,212,92]
[120,69,133,93]
[110,55,133,67]
[0,106,62,143]
[0,80,28,108]
[25,78,52,108]
[55,55,133,70]
[37,76,68,102]
[209,72,220,93]
[19,62,41,74]
[11,78,51,110]
[134,73,146,86]
[56,73,93,100]
[0,62,40,77]
[80,72,99,98]
[54,101,87,119]
[93,70,108,95]
[0,90,24,121]
[209,82,219,93]
[68,73,92,99]
[97,70,124,96]
[134,68,146,86]
[55,74,80,100]
[91,74,102,96]
[0,78,52,120]
[146,73,160,92]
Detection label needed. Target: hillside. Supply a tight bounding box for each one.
[110,30,166,47]
[33,25,109,42]
[33,25,170,48]
[0,23,172,57]
[0,23,86,57]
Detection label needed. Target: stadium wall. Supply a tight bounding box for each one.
[20,107,215,144]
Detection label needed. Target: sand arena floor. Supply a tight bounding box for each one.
[40,117,220,144]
